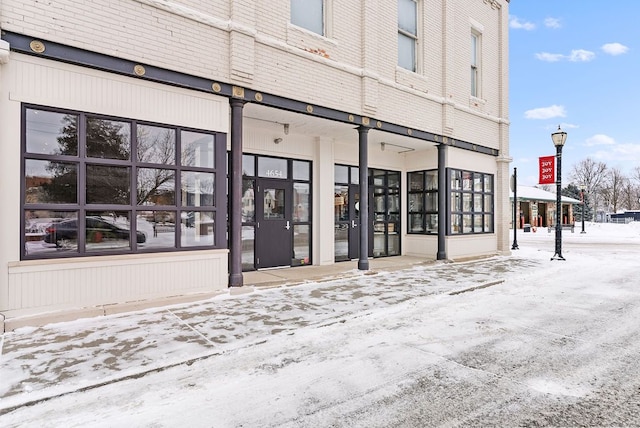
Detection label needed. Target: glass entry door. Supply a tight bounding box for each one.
[256,178,293,268]
[334,184,360,261]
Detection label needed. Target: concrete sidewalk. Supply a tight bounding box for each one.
[0,254,528,416]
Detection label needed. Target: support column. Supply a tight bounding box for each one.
[229,98,246,286]
[437,143,447,260]
[358,126,370,271]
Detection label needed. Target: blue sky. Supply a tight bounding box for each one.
[508,1,639,186]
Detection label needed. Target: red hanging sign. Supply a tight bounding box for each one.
[539,156,555,184]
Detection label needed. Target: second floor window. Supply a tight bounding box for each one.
[291,0,324,35]
[471,32,480,97]
[398,0,418,72]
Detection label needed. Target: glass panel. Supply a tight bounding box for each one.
[451,192,461,211]
[350,166,359,184]
[474,173,483,192]
[26,109,78,156]
[425,192,438,211]
[474,194,483,212]
[388,192,400,213]
[293,225,310,265]
[463,193,472,212]
[426,214,438,233]
[293,160,310,181]
[374,194,385,213]
[181,131,214,168]
[474,214,483,232]
[388,233,400,256]
[471,34,478,65]
[484,195,493,213]
[426,170,438,190]
[181,211,214,246]
[86,118,131,160]
[463,214,473,233]
[242,225,255,270]
[398,0,417,34]
[25,159,77,204]
[335,185,349,221]
[138,211,176,249]
[294,183,310,222]
[137,168,175,205]
[451,214,462,234]
[462,171,473,190]
[86,165,130,205]
[484,214,494,232]
[181,172,215,207]
[372,170,385,186]
[409,213,424,232]
[334,224,348,261]
[451,170,462,190]
[408,193,423,213]
[335,165,349,184]
[388,172,400,188]
[85,211,135,252]
[242,154,255,177]
[373,233,386,257]
[258,157,288,179]
[25,210,78,255]
[264,188,285,219]
[291,0,323,35]
[409,172,424,191]
[242,179,255,222]
[136,125,176,165]
[484,175,493,192]
[398,33,416,71]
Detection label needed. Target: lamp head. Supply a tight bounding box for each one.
[551,125,567,147]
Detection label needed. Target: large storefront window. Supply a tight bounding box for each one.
[449,169,494,234]
[22,106,226,258]
[407,170,438,234]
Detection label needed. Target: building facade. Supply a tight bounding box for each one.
[0,0,511,327]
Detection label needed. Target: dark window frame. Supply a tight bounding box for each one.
[448,168,494,235]
[21,104,227,260]
[407,169,438,234]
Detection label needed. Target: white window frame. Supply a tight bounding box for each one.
[471,30,481,98]
[398,0,418,72]
[291,0,325,36]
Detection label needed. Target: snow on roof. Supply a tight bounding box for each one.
[510,185,581,204]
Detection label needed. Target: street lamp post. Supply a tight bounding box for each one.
[511,167,519,250]
[551,126,567,261]
[580,184,586,234]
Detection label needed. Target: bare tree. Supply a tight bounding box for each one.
[601,167,627,213]
[570,158,608,220]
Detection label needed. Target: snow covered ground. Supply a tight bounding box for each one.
[2,222,640,427]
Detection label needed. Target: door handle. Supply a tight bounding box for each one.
[351,220,357,228]
[285,221,291,230]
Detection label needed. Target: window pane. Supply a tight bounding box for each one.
[137,125,176,165]
[258,157,288,179]
[181,211,214,247]
[409,213,423,232]
[398,33,416,71]
[451,192,461,211]
[242,225,255,270]
[426,214,438,233]
[86,118,131,160]
[388,172,400,188]
[462,171,473,190]
[26,109,78,156]
[451,214,462,234]
[86,165,130,204]
[181,172,215,207]
[474,173,483,191]
[293,160,310,181]
[243,154,255,177]
[408,193,423,213]
[137,168,176,206]
[335,185,348,221]
[242,179,255,222]
[474,194,483,212]
[335,165,349,183]
[388,233,400,256]
[484,214,494,233]
[425,192,438,211]
[372,170,385,186]
[463,193,472,212]
[398,0,417,34]
[484,195,493,212]
[334,223,348,260]
[294,183,310,222]
[451,170,462,190]
[426,171,438,190]
[25,159,77,204]
[264,188,285,219]
[85,211,137,252]
[293,225,310,265]
[484,175,493,192]
[181,131,214,168]
[463,214,473,233]
[25,211,78,255]
[350,166,360,184]
[409,172,424,191]
[138,211,176,249]
[291,0,323,35]
[474,214,483,232]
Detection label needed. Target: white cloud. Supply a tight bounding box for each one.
[544,17,562,29]
[510,16,536,31]
[592,143,640,162]
[535,52,564,62]
[585,134,616,147]
[568,49,596,62]
[601,43,629,56]
[524,105,567,120]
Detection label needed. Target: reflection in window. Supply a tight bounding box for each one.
[85,211,136,252]
[137,168,175,205]
[181,172,215,207]
[181,131,214,168]
[181,211,214,246]
[26,110,78,156]
[242,179,255,222]
[293,225,310,265]
[137,125,175,165]
[25,159,78,204]
[24,211,78,255]
[86,165,130,205]
[264,188,285,219]
[291,0,324,35]
[138,210,176,249]
[398,0,417,72]
[449,169,494,234]
[86,118,131,160]
[258,157,288,179]
[407,170,438,233]
[241,225,255,270]
[294,182,310,222]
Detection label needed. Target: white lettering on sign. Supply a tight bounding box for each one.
[540,161,553,167]
[541,174,554,181]
[265,169,283,178]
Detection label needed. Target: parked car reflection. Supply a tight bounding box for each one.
[44,216,146,246]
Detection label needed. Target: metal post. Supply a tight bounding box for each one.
[436,144,447,260]
[581,189,586,233]
[511,167,519,250]
[551,144,565,260]
[229,99,245,286]
[357,126,369,271]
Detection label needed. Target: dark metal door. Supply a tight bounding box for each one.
[256,179,293,268]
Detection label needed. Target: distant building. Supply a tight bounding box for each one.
[510,186,581,229]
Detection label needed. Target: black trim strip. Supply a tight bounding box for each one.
[2,30,499,157]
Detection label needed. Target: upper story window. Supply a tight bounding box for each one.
[22,105,226,260]
[471,31,481,97]
[291,0,324,35]
[398,0,418,72]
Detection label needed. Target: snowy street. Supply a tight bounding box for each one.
[2,223,640,427]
